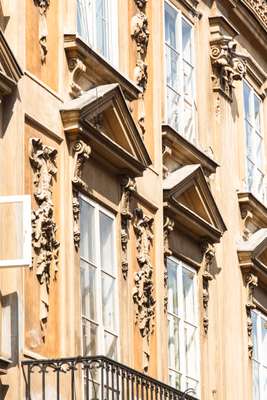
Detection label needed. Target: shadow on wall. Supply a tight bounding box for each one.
[0,383,8,398]
[0,291,19,367]
[0,88,20,139]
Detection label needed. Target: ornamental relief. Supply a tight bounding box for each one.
[201,241,215,334]
[210,39,246,101]
[163,216,174,313]
[132,207,155,373]
[242,0,267,30]
[68,57,87,99]
[245,272,258,358]
[33,0,50,63]
[29,137,59,340]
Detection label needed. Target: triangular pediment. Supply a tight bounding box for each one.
[163,164,226,242]
[0,29,23,95]
[61,84,151,177]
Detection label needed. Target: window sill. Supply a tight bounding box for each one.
[64,33,141,101]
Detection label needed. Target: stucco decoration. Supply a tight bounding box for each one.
[201,242,215,334]
[131,0,149,136]
[33,0,50,63]
[121,176,136,279]
[72,139,91,190]
[245,272,258,358]
[68,57,86,98]
[29,137,59,340]
[163,216,174,313]
[210,39,246,101]
[242,0,267,30]
[133,207,155,372]
[72,193,80,251]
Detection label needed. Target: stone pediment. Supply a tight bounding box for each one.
[0,29,23,95]
[60,83,151,177]
[163,165,226,243]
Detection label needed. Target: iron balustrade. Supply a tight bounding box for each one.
[21,356,198,400]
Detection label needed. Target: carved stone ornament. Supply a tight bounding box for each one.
[73,192,80,251]
[242,0,267,30]
[29,137,60,340]
[210,39,246,101]
[33,0,50,63]
[133,207,155,372]
[245,272,258,358]
[72,139,91,190]
[163,217,174,313]
[201,242,215,334]
[121,177,136,279]
[68,57,86,99]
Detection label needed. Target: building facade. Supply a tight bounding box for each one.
[0,0,267,399]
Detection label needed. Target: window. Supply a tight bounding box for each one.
[167,257,200,395]
[77,0,118,65]
[0,195,31,267]
[243,81,265,202]
[80,195,119,360]
[164,1,195,142]
[252,310,267,400]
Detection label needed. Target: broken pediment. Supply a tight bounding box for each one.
[163,164,226,243]
[60,83,151,177]
[0,29,23,96]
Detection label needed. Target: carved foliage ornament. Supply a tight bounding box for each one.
[29,137,59,340]
[121,177,136,279]
[242,0,267,30]
[73,192,80,251]
[245,272,258,358]
[163,217,174,313]
[68,57,86,99]
[201,242,215,334]
[33,0,50,63]
[133,208,155,372]
[210,39,246,101]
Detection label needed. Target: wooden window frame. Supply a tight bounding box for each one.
[252,309,267,400]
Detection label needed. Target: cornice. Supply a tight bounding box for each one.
[238,192,267,229]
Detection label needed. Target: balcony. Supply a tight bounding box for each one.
[22,356,197,400]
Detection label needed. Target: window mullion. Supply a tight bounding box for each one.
[96,203,104,355]
[178,13,183,135]
[178,261,186,391]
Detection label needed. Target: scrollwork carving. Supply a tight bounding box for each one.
[133,207,155,372]
[29,137,60,340]
[201,242,215,334]
[33,0,50,63]
[242,0,267,30]
[68,58,86,99]
[73,192,80,251]
[210,39,246,101]
[163,217,174,313]
[121,177,136,279]
[245,272,258,358]
[72,140,91,190]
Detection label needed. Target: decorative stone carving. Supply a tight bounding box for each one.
[245,272,258,358]
[72,140,91,190]
[201,242,215,334]
[121,177,136,279]
[210,39,246,101]
[29,137,60,340]
[242,209,254,241]
[73,192,80,251]
[133,207,155,372]
[33,0,50,63]
[242,0,267,30]
[68,57,86,98]
[134,0,147,8]
[163,217,174,313]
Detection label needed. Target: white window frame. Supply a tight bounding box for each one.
[79,193,120,360]
[243,80,265,203]
[167,256,200,396]
[163,0,196,143]
[77,0,119,66]
[0,195,31,267]
[252,309,267,400]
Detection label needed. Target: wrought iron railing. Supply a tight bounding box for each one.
[21,356,198,400]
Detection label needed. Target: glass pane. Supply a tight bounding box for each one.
[165,3,178,50]
[100,211,115,273]
[81,260,97,321]
[80,199,96,263]
[243,82,251,122]
[96,0,108,58]
[169,371,182,390]
[252,311,258,361]
[261,317,267,366]
[167,88,181,133]
[246,159,254,192]
[254,95,261,133]
[0,201,23,261]
[77,0,91,45]
[245,121,253,161]
[182,18,192,63]
[101,273,116,331]
[184,323,198,380]
[166,46,179,92]
[185,378,198,396]
[184,102,194,142]
[167,258,179,315]
[263,367,267,399]
[183,61,193,101]
[82,320,98,356]
[253,361,260,400]
[183,267,196,323]
[254,170,264,202]
[255,133,263,170]
[104,331,118,359]
[168,315,180,372]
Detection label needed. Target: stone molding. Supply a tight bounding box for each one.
[245,272,258,358]
[120,177,136,279]
[33,0,50,63]
[29,137,59,340]
[133,207,155,372]
[68,57,86,99]
[163,216,174,313]
[201,242,215,334]
[72,139,91,191]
